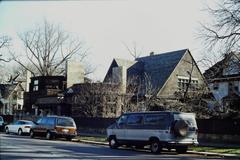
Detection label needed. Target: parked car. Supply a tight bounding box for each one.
[5,120,36,135]
[0,116,5,131]
[107,111,198,154]
[30,116,77,141]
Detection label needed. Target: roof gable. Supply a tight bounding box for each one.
[204,52,240,79]
[0,84,17,99]
[103,58,137,82]
[135,49,187,91]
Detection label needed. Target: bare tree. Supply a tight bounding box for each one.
[12,20,88,77]
[122,41,143,59]
[69,83,120,117]
[200,0,240,54]
[0,35,11,62]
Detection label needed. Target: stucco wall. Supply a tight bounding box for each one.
[209,82,228,105]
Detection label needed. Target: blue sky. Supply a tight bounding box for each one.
[0,0,214,81]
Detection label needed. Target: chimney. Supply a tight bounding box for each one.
[26,70,32,92]
[150,51,154,56]
[66,60,84,88]
[112,66,127,94]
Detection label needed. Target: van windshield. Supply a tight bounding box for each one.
[57,118,75,127]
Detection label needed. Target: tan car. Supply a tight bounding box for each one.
[30,116,77,141]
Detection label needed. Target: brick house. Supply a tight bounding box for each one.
[23,76,68,116]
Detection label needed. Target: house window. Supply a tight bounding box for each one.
[213,83,219,90]
[177,76,198,91]
[33,80,39,91]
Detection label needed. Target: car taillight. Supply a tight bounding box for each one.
[24,126,31,128]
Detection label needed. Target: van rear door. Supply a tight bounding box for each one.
[173,113,198,143]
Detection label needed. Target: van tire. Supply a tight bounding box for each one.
[150,139,162,154]
[108,136,119,149]
[176,146,188,154]
[174,120,189,137]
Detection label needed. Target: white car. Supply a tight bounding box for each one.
[5,120,35,135]
[0,116,5,131]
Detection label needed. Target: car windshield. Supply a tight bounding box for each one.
[25,121,35,125]
[57,118,75,127]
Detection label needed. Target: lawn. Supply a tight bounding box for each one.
[77,135,107,143]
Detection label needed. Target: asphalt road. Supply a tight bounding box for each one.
[0,133,230,160]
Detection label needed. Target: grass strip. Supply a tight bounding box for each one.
[77,136,107,143]
[190,146,240,155]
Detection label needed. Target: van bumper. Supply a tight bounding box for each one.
[166,141,199,146]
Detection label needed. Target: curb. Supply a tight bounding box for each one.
[75,139,240,158]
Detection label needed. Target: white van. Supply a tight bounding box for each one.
[107,111,198,154]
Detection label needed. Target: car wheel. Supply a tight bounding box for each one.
[30,130,35,138]
[18,129,23,136]
[66,137,72,141]
[108,136,119,149]
[5,127,9,134]
[176,146,188,154]
[46,131,52,140]
[150,140,162,154]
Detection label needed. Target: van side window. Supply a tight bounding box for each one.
[144,114,167,129]
[127,114,143,125]
[41,117,48,124]
[46,117,55,125]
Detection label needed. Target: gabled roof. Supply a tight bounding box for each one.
[136,49,187,91]
[204,52,240,80]
[114,58,137,68]
[0,84,17,99]
[103,58,137,82]
[104,49,189,94]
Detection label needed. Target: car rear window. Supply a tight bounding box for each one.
[57,118,75,127]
